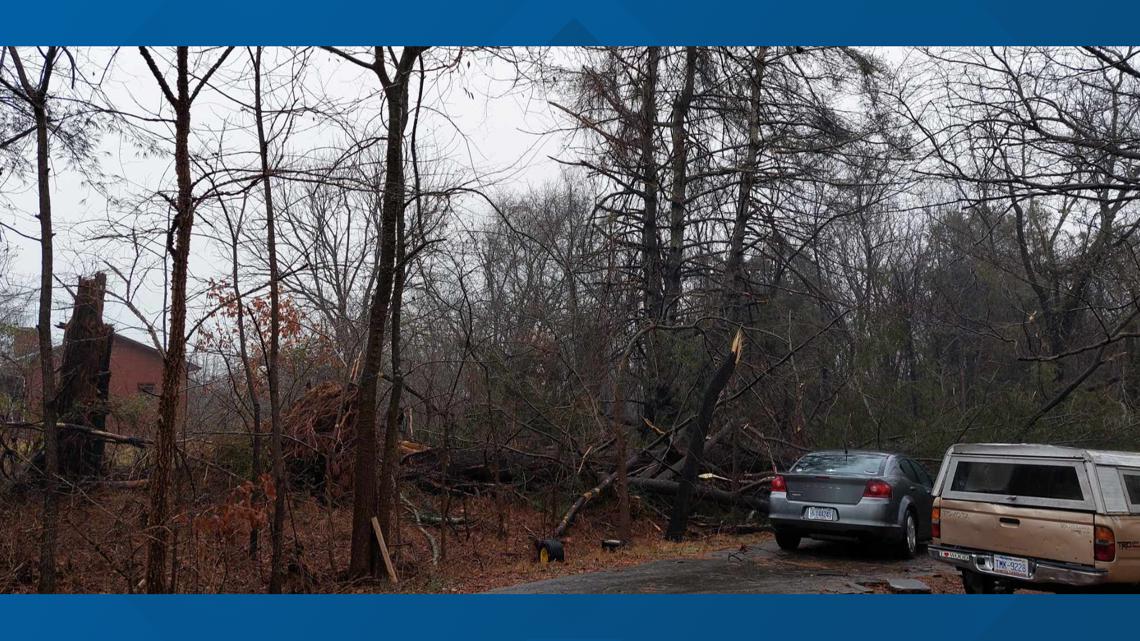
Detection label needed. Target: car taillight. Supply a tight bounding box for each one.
[771,475,786,493]
[863,479,892,499]
[1094,525,1116,562]
[931,506,941,539]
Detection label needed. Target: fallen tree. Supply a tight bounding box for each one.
[4,422,149,448]
[629,477,767,512]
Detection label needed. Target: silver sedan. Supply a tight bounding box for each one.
[768,450,935,558]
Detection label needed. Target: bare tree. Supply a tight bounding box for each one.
[322,45,427,578]
[250,45,288,595]
[137,45,234,593]
[0,45,61,593]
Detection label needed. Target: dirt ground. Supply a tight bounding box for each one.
[0,483,782,593]
[1,476,972,594]
[491,537,965,594]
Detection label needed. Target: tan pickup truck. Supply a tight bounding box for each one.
[929,444,1140,593]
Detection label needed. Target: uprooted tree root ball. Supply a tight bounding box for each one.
[281,382,357,499]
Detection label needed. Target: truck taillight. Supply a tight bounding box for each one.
[1094,525,1116,562]
[863,479,891,499]
[770,475,786,493]
[931,506,941,539]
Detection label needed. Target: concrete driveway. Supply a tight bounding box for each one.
[489,538,952,594]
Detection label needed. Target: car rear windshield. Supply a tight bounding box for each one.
[791,453,886,475]
[950,461,1084,501]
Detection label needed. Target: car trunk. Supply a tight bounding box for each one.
[939,499,1095,565]
[784,474,867,505]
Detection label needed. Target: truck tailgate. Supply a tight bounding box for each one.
[939,499,1094,565]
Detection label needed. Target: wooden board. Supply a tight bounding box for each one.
[371,516,399,585]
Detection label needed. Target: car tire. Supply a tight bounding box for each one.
[895,509,918,559]
[535,538,565,563]
[775,530,801,551]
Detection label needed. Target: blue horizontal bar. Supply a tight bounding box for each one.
[1,1,1138,45]
[3,594,1138,641]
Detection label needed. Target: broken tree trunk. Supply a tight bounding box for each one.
[550,427,677,539]
[629,477,767,511]
[53,273,114,482]
[666,329,744,541]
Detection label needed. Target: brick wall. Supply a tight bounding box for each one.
[15,332,185,438]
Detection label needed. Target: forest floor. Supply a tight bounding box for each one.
[0,474,971,594]
[0,483,784,593]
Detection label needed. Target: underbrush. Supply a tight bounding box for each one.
[0,474,767,593]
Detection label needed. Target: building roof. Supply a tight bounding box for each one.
[6,326,199,372]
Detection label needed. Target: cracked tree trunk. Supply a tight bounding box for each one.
[54,273,114,481]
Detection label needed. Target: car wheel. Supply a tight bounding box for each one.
[775,530,801,551]
[895,510,918,559]
[961,570,996,594]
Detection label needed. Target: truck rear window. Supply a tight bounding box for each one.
[1124,474,1140,507]
[950,461,1084,501]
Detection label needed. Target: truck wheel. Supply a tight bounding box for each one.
[895,510,918,559]
[961,570,995,594]
[775,530,801,551]
[992,579,1016,594]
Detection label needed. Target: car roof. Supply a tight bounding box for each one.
[947,443,1140,467]
[801,450,896,458]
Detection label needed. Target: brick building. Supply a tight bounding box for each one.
[3,328,190,436]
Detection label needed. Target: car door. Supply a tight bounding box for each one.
[900,458,935,539]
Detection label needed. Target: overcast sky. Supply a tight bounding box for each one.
[1,47,570,344]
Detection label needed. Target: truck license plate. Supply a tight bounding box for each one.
[805,507,837,521]
[992,554,1030,579]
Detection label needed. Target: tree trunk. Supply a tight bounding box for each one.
[663,46,696,320]
[21,47,61,592]
[666,330,743,541]
[253,46,288,595]
[638,47,668,430]
[228,222,263,561]
[376,182,407,547]
[724,47,768,326]
[55,273,114,481]
[347,47,425,579]
[631,477,767,512]
[144,46,192,594]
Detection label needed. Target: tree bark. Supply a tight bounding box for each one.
[663,46,696,320]
[638,47,669,430]
[226,215,263,561]
[631,477,767,512]
[7,46,63,593]
[724,47,768,326]
[139,45,235,592]
[142,46,193,594]
[54,273,113,481]
[252,46,288,595]
[376,176,407,547]
[342,46,426,579]
[666,330,743,541]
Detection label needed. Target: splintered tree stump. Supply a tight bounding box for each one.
[53,273,114,481]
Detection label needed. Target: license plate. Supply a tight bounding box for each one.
[992,554,1030,579]
[805,506,837,521]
